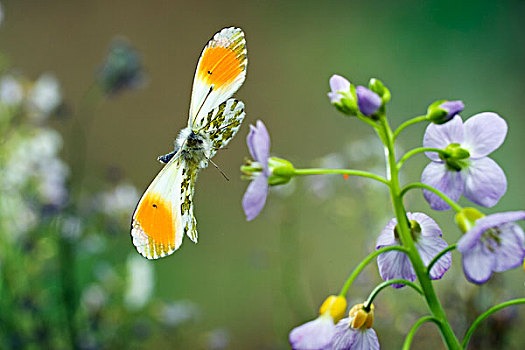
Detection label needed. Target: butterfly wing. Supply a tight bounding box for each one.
[131,157,198,259]
[199,98,245,158]
[189,27,247,130]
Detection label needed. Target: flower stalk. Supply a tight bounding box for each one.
[379,116,462,349]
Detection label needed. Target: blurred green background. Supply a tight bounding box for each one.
[0,0,524,349]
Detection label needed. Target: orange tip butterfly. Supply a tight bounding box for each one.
[131,27,247,259]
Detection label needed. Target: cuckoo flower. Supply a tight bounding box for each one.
[242,121,270,221]
[331,304,380,350]
[376,213,451,288]
[422,113,507,210]
[457,210,525,284]
[289,296,347,350]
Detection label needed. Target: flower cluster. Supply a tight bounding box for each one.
[241,73,524,349]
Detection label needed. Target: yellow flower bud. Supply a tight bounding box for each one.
[455,207,485,233]
[319,295,347,323]
[349,303,375,329]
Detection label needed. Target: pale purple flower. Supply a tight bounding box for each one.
[332,318,380,350]
[328,75,351,104]
[457,211,525,284]
[289,315,335,350]
[355,86,381,116]
[376,213,451,288]
[422,113,507,210]
[242,120,270,221]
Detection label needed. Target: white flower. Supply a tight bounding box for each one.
[101,182,139,216]
[160,300,200,327]
[29,73,62,119]
[207,328,230,350]
[82,284,107,312]
[0,75,24,106]
[124,254,154,310]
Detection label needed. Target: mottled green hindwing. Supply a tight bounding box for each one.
[198,98,245,157]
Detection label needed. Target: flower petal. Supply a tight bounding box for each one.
[376,217,397,248]
[461,242,495,284]
[349,328,380,350]
[475,211,525,231]
[423,115,464,161]
[247,121,270,168]
[421,162,464,211]
[377,250,415,288]
[289,316,335,350]
[463,158,506,208]
[493,223,525,272]
[242,174,269,221]
[329,75,351,94]
[331,319,354,350]
[416,235,451,280]
[408,212,443,237]
[463,112,507,158]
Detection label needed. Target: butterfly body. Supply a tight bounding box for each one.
[131,27,247,259]
[175,128,212,168]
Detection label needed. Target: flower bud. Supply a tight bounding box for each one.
[455,207,485,233]
[319,295,347,323]
[369,78,391,103]
[348,303,374,329]
[328,75,359,116]
[268,157,295,186]
[356,86,382,117]
[427,100,464,125]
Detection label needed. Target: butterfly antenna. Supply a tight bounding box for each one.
[191,85,214,127]
[206,156,230,181]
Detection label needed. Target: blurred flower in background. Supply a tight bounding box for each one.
[0,39,209,349]
[28,72,62,120]
[0,75,23,106]
[125,254,154,311]
[96,37,146,96]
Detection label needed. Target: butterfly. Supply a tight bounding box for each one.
[131,27,247,259]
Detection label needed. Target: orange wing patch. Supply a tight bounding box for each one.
[189,27,247,128]
[198,46,244,88]
[132,191,180,259]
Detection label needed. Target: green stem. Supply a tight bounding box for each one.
[293,168,389,185]
[393,115,428,140]
[462,298,525,348]
[402,316,441,350]
[338,245,408,297]
[397,147,445,170]
[427,244,456,276]
[379,116,462,349]
[400,182,463,213]
[364,279,423,311]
